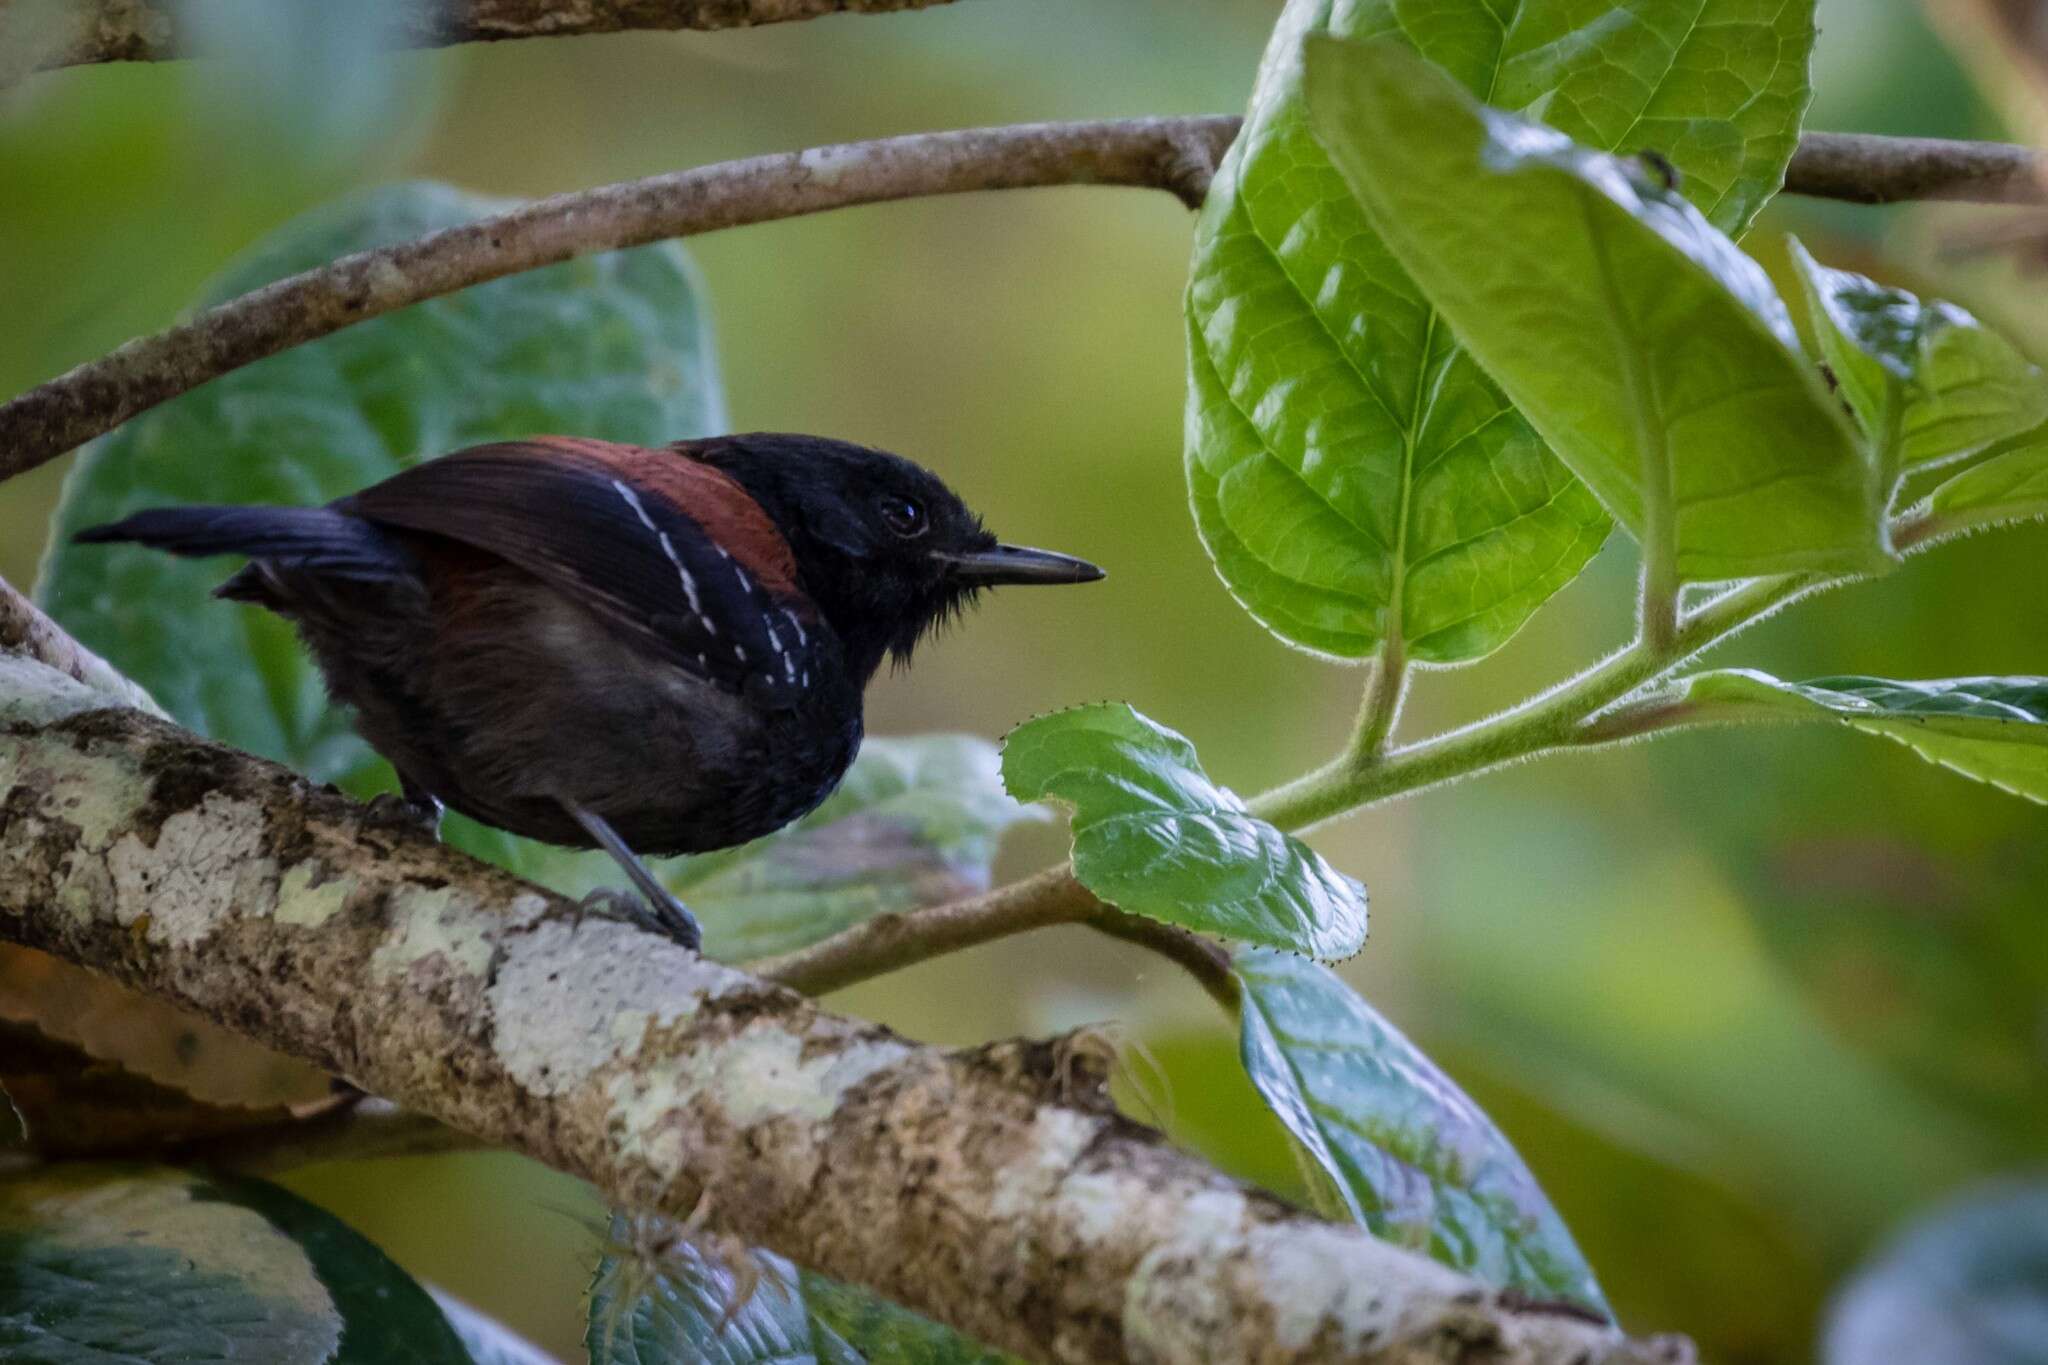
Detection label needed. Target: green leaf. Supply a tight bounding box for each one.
[1001,703,1366,958]
[1790,238,2048,486]
[1302,36,1883,586]
[1233,950,1606,1312]
[36,180,725,880]
[1826,1179,2048,1365]
[1926,425,2048,534]
[673,735,1042,963]
[0,1164,470,1364]
[1676,670,2048,803]
[586,1220,1012,1365]
[1185,0,1817,661]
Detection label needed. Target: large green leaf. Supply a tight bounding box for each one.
[1234,950,1606,1313]
[0,1165,470,1364]
[1925,426,2048,535]
[1826,1180,2048,1365]
[1001,703,1366,958]
[1185,0,1817,661]
[1303,37,1882,586]
[36,180,726,878]
[1675,670,2048,803]
[675,735,1041,963]
[586,1220,1012,1365]
[1790,238,2048,487]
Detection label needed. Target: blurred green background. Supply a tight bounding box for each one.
[3,2,2043,1360]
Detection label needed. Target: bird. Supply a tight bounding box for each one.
[75,432,1104,952]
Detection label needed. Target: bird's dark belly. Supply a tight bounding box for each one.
[303,572,860,855]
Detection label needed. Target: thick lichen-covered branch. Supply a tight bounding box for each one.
[0,658,1690,1365]
[0,122,2039,485]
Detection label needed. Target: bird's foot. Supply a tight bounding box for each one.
[365,791,444,840]
[576,886,702,954]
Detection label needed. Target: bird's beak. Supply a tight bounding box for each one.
[936,544,1106,586]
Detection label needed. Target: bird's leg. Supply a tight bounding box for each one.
[561,800,702,953]
[366,775,444,839]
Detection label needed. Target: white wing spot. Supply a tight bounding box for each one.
[734,643,747,663]
[782,608,808,645]
[733,564,753,594]
[613,479,708,622]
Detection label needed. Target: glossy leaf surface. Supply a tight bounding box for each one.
[1002,704,1367,958]
[1235,949,1606,1312]
[1304,37,1882,585]
[1185,0,1818,659]
[1679,670,2048,803]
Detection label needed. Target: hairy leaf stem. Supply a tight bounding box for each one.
[761,557,1873,999]
[1347,637,1410,763]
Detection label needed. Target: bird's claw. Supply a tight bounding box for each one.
[577,887,702,954]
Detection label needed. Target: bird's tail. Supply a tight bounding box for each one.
[74,506,404,600]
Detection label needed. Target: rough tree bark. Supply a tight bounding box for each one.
[0,653,1691,1365]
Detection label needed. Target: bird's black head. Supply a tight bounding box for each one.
[685,433,1103,685]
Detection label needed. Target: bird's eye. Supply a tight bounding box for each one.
[879,495,928,538]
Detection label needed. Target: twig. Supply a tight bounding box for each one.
[4,0,957,76]
[0,659,1689,1365]
[0,123,2042,485]
[754,862,1099,995]
[1786,130,2048,205]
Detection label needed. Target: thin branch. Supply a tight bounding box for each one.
[5,0,956,77]
[754,862,1099,995]
[1787,129,2048,205]
[0,660,1690,1365]
[1,122,2042,486]
[0,118,1236,485]
[1084,910,1240,1016]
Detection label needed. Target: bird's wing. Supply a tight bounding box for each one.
[347,438,830,707]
